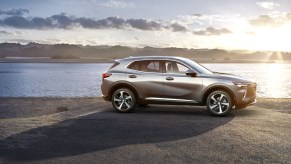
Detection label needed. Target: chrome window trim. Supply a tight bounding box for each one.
[125,58,198,75]
[125,59,163,73]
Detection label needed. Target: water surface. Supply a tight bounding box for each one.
[0,63,290,98]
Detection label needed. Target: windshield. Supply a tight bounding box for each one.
[182,58,213,74]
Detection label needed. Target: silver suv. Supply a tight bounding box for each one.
[101,56,256,116]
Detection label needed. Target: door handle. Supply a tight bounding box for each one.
[166,77,174,81]
[128,74,137,78]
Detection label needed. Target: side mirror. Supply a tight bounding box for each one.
[186,70,197,77]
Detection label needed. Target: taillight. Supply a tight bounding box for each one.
[102,73,111,81]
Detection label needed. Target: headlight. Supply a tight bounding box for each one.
[233,82,253,88]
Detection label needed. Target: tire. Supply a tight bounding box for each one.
[111,88,137,113]
[206,90,233,116]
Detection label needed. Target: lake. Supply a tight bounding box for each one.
[0,63,290,98]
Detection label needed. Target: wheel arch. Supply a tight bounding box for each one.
[108,82,139,101]
[202,85,236,105]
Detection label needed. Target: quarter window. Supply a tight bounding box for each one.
[109,62,120,70]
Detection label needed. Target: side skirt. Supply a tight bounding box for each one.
[139,97,204,106]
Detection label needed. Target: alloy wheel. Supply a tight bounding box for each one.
[208,93,230,114]
[113,90,133,111]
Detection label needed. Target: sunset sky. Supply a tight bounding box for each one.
[0,0,290,51]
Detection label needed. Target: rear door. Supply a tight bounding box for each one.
[126,60,164,100]
[163,60,203,103]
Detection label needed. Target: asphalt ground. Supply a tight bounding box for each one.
[0,97,290,163]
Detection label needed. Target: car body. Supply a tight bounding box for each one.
[101,56,257,116]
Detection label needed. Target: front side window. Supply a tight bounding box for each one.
[165,61,189,74]
[182,58,213,74]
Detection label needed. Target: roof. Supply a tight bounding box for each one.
[122,56,188,61]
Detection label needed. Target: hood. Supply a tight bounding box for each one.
[200,72,254,83]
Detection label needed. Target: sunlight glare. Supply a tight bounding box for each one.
[266,64,284,98]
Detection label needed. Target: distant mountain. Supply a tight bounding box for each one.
[0,42,290,61]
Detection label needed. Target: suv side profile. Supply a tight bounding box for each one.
[101,56,256,116]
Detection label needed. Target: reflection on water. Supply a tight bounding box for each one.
[0,63,290,98]
[266,64,284,98]
[0,63,110,97]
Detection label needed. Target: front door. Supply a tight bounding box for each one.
[163,60,203,103]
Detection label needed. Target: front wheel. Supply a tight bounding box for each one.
[206,90,233,116]
[112,88,137,113]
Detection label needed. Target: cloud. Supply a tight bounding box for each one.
[192,14,202,17]
[126,19,162,30]
[0,31,12,35]
[76,16,162,30]
[256,2,279,9]
[0,13,188,33]
[193,27,232,35]
[169,23,188,32]
[0,30,23,36]
[249,15,276,26]
[176,14,234,26]
[100,0,134,8]
[5,38,49,44]
[1,16,55,29]
[50,14,75,29]
[76,16,127,29]
[249,13,291,27]
[0,8,29,16]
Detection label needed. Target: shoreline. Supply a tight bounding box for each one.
[0,97,290,111]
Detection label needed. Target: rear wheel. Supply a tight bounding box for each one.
[112,88,137,113]
[206,90,233,116]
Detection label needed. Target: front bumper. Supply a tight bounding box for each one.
[248,98,257,106]
[235,83,257,108]
[235,98,256,109]
[242,97,257,106]
[102,95,110,101]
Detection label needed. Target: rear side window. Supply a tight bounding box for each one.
[109,62,120,70]
[127,61,140,71]
[127,60,161,73]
